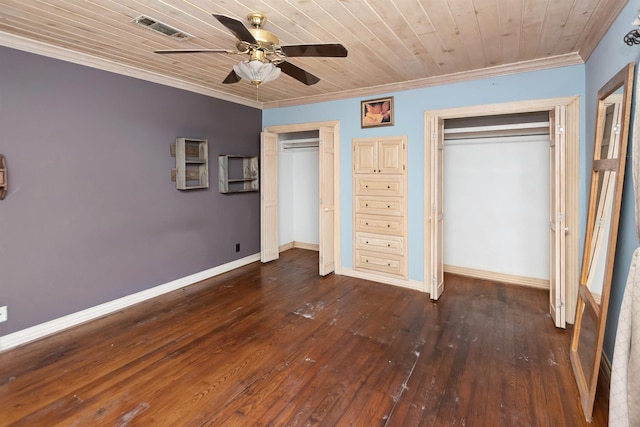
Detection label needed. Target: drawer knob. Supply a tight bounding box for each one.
[387,185,390,189]
[387,224,390,227]
[366,259,369,263]
[388,263,391,266]
[366,241,369,244]
[387,243,391,247]
[387,205,390,208]
[365,204,369,207]
[365,185,369,188]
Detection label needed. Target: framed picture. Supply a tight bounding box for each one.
[361,96,394,128]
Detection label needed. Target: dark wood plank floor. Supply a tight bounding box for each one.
[0,249,608,426]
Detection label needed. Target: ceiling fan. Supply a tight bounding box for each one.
[154,12,348,87]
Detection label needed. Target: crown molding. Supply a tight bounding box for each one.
[0,30,262,110]
[0,29,585,111]
[577,0,628,62]
[262,53,585,109]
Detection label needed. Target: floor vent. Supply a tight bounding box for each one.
[132,15,194,41]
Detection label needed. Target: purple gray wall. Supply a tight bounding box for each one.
[0,46,262,335]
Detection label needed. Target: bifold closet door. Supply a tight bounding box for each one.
[261,131,279,263]
[319,126,335,276]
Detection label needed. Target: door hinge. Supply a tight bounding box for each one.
[432,132,438,142]
[556,125,564,134]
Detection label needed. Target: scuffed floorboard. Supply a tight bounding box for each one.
[0,249,607,426]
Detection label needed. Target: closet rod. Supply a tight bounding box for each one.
[281,138,320,150]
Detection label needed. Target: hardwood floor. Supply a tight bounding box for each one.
[0,249,608,426]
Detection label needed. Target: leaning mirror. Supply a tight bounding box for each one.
[570,62,635,422]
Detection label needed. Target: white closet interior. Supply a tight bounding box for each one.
[278,130,320,249]
[443,112,551,283]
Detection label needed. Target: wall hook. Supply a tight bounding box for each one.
[624,11,640,45]
[0,154,6,200]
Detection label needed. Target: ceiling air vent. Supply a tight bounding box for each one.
[132,15,194,41]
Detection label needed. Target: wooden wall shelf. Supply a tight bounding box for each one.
[170,138,209,190]
[218,155,259,193]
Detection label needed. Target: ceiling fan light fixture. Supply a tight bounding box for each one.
[233,60,281,87]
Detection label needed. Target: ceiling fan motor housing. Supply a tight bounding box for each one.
[236,13,281,62]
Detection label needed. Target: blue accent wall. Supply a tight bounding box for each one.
[585,0,640,360]
[264,66,586,282]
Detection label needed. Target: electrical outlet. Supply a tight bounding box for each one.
[0,306,7,323]
[235,243,240,252]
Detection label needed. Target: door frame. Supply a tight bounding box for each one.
[425,96,580,324]
[263,120,341,274]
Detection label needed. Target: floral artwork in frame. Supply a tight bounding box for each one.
[361,96,394,128]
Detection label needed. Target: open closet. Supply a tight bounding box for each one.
[261,121,339,276]
[443,112,552,288]
[425,97,580,327]
[278,130,320,252]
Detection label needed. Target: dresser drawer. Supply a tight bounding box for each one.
[355,232,404,255]
[355,214,404,236]
[354,175,404,196]
[355,250,405,276]
[355,195,404,216]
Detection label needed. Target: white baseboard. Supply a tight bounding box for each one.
[0,253,261,353]
[443,264,550,290]
[279,241,320,252]
[340,267,426,293]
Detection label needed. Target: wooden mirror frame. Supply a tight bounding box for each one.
[570,62,635,421]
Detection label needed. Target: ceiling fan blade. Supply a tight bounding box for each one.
[278,61,320,85]
[222,70,241,84]
[213,14,257,44]
[154,49,236,54]
[281,43,348,58]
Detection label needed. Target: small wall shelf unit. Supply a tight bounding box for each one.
[170,138,209,190]
[218,155,259,193]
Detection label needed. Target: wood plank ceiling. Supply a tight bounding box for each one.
[0,0,630,108]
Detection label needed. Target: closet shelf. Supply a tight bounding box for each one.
[281,138,320,150]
